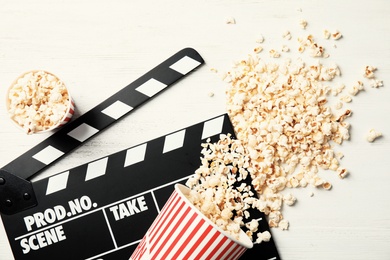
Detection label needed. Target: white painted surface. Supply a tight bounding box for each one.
[0,0,389,259]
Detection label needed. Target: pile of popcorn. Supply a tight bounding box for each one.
[7,70,71,134]
[187,19,384,243]
[186,134,272,244]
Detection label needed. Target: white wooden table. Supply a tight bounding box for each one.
[1,1,389,259]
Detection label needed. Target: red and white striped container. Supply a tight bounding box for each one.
[58,97,75,127]
[6,70,75,134]
[130,184,253,260]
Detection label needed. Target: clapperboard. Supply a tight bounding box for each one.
[0,48,281,260]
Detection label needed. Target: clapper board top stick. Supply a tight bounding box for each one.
[0,48,281,260]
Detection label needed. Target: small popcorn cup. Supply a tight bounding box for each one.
[130,184,253,260]
[6,70,75,134]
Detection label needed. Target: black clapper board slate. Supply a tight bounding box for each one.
[0,49,281,260]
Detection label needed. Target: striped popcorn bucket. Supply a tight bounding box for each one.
[6,70,75,134]
[58,97,75,127]
[130,184,253,260]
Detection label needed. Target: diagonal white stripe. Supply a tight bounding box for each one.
[169,56,201,75]
[218,239,237,259]
[188,225,222,259]
[67,123,99,142]
[163,212,201,260]
[101,100,133,120]
[102,208,118,249]
[174,218,210,260]
[32,145,64,165]
[201,115,225,140]
[135,78,167,97]
[85,157,109,181]
[46,171,69,195]
[150,191,161,214]
[124,143,147,167]
[163,129,186,153]
[150,202,189,259]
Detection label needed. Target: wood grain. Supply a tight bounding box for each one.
[1,0,389,259]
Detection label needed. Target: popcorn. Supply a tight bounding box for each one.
[322,182,332,190]
[282,30,292,40]
[366,129,382,142]
[278,219,289,230]
[323,29,331,39]
[334,101,343,110]
[331,30,342,40]
[226,17,236,24]
[340,95,352,103]
[269,49,281,58]
[337,167,348,179]
[349,81,364,95]
[370,79,383,88]
[246,219,259,233]
[336,152,344,160]
[7,70,72,134]
[256,35,265,43]
[332,83,345,96]
[255,231,271,244]
[364,65,376,78]
[186,135,265,240]
[283,193,297,206]
[297,34,326,57]
[210,68,218,73]
[223,34,357,229]
[254,46,263,53]
[311,44,325,57]
[281,45,290,52]
[299,19,308,29]
[203,19,384,235]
